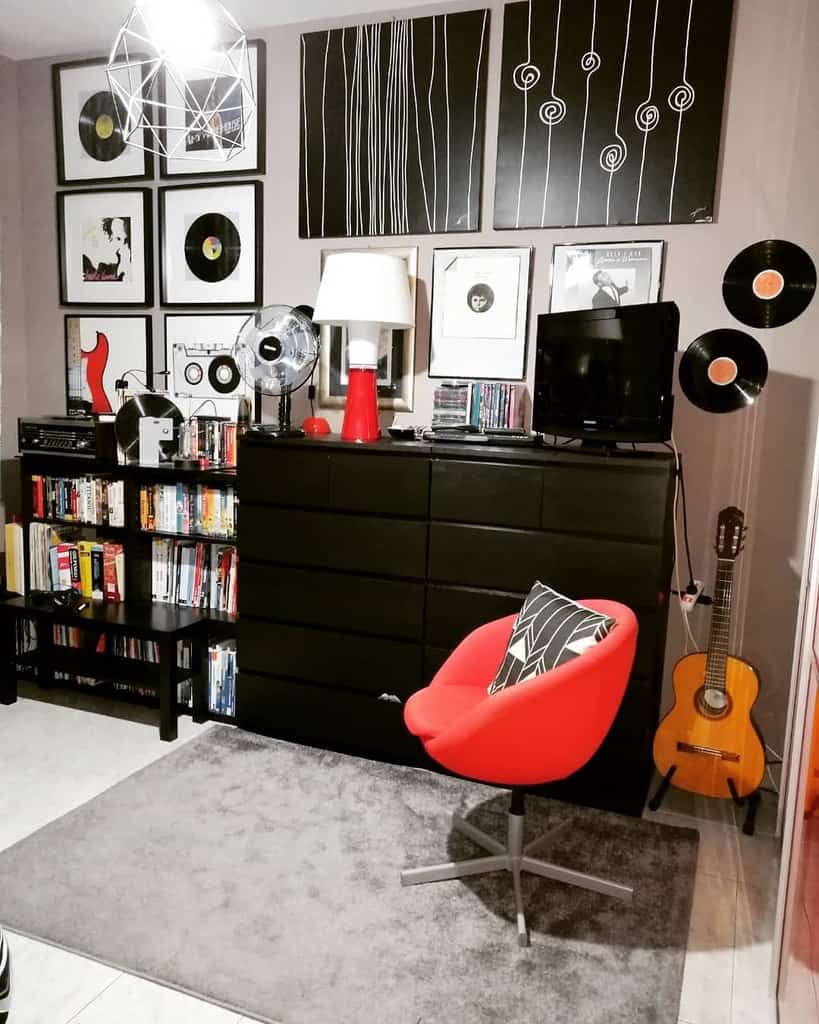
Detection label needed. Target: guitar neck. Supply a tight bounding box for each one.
[705,559,735,691]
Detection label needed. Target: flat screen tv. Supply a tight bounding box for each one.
[532,301,679,443]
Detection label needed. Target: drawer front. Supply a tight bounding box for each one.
[237,672,420,761]
[240,619,422,698]
[328,453,429,517]
[430,460,542,529]
[541,463,671,541]
[239,446,329,508]
[241,507,428,579]
[239,563,425,641]
[425,584,523,649]
[428,524,662,609]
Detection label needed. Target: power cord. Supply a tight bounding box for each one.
[670,433,699,653]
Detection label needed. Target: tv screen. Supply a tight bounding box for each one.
[532,301,679,442]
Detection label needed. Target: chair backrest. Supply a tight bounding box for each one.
[426,600,639,787]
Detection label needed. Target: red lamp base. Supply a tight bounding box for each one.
[341,367,381,443]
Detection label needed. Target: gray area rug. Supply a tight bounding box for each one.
[0,727,698,1024]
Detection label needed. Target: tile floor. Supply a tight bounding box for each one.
[0,687,782,1024]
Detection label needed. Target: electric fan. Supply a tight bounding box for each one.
[233,305,319,438]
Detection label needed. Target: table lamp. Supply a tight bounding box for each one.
[313,252,414,443]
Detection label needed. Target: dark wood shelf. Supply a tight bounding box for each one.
[136,529,237,544]
[16,647,197,688]
[31,517,127,535]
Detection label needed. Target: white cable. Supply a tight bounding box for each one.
[670,433,699,653]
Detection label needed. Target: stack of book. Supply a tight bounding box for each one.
[432,381,527,431]
[28,523,125,602]
[180,418,239,468]
[151,538,238,615]
[209,640,236,717]
[139,483,236,539]
[31,475,124,526]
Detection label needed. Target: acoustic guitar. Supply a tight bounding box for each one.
[652,506,765,802]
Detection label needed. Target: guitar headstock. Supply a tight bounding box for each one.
[715,506,747,560]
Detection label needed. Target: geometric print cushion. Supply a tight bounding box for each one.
[488,582,616,695]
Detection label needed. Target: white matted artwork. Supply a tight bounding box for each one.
[65,315,151,415]
[159,182,263,307]
[53,58,152,185]
[161,40,266,178]
[549,241,665,313]
[58,189,152,306]
[165,314,255,418]
[429,247,532,380]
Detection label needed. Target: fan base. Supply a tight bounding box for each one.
[250,425,306,439]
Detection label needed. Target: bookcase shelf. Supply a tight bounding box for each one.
[139,529,237,544]
[31,517,127,536]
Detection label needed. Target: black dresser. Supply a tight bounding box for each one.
[237,436,676,816]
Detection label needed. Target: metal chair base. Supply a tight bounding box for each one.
[401,806,633,947]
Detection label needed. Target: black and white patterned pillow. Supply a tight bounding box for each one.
[488,582,616,695]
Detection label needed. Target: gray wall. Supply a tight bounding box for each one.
[1,0,819,756]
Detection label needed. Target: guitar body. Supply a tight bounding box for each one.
[654,652,766,799]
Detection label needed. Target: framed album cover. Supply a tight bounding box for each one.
[549,241,665,313]
[164,313,255,419]
[57,188,153,307]
[160,40,266,179]
[319,246,418,412]
[429,246,532,380]
[65,315,152,415]
[53,58,153,185]
[158,181,263,307]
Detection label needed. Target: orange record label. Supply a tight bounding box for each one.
[752,269,785,301]
[707,356,739,386]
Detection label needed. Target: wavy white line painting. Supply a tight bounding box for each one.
[494,0,734,229]
[300,9,489,239]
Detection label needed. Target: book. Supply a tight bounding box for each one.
[4,522,25,595]
[103,541,124,603]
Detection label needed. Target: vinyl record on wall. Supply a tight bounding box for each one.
[679,329,768,414]
[184,213,242,283]
[723,240,816,328]
[78,91,127,162]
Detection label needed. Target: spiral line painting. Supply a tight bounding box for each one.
[494,0,734,229]
[300,9,489,239]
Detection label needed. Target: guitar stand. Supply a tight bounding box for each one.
[648,765,677,812]
[649,767,761,837]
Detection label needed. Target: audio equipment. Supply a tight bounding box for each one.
[18,416,117,462]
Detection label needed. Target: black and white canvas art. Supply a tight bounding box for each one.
[494,0,734,229]
[300,9,490,238]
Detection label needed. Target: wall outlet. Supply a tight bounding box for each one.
[680,580,704,613]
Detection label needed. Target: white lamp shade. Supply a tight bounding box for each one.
[313,252,414,329]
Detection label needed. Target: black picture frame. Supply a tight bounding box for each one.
[158,181,264,308]
[159,40,267,180]
[53,57,154,186]
[57,187,154,308]
[64,314,153,416]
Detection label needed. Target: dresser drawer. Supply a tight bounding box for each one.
[541,463,671,541]
[239,563,425,641]
[430,460,542,528]
[239,446,329,507]
[328,453,429,517]
[237,672,421,762]
[425,584,523,649]
[240,619,422,697]
[428,523,662,609]
[241,507,428,579]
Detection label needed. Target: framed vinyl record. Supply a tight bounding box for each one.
[159,181,263,307]
[160,40,266,178]
[164,314,255,419]
[65,315,152,415]
[53,58,153,185]
[58,188,153,307]
[429,246,533,379]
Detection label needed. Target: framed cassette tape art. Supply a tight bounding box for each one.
[164,314,255,418]
[158,181,263,307]
[429,246,532,380]
[65,315,152,415]
[318,246,418,412]
[57,188,153,307]
[53,57,153,185]
[160,39,267,179]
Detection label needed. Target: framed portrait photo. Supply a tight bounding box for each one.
[53,58,153,185]
[160,40,266,179]
[58,188,153,307]
[164,313,255,419]
[65,315,152,415]
[429,246,532,380]
[549,241,665,313]
[159,181,263,307]
[319,246,418,412]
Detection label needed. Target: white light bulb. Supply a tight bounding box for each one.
[139,0,219,68]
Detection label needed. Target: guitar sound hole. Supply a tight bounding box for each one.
[695,686,733,720]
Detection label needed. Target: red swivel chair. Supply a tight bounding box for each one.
[401,600,639,946]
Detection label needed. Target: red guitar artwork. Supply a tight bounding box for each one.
[81,331,112,413]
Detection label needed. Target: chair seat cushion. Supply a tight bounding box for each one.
[488,582,616,695]
[404,684,486,741]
